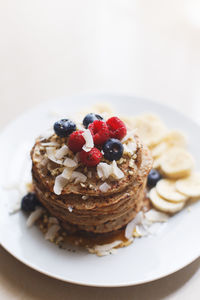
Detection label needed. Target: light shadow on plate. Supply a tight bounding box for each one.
[0,246,199,300]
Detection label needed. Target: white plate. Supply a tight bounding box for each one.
[0,94,200,287]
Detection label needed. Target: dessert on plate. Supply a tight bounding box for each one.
[19,103,200,256]
[31,115,152,235]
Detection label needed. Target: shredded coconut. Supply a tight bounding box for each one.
[63,157,78,168]
[111,160,124,179]
[125,209,169,239]
[88,240,122,256]
[55,145,69,159]
[46,147,63,165]
[68,206,73,212]
[125,212,143,239]
[62,168,73,179]
[53,174,68,195]
[41,142,59,147]
[97,161,124,180]
[82,129,94,152]
[26,207,44,227]
[45,224,60,241]
[70,171,87,184]
[123,141,137,155]
[99,182,111,193]
[97,162,112,179]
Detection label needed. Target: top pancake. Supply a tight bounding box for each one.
[31,132,152,197]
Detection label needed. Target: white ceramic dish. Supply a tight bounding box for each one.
[0,94,200,287]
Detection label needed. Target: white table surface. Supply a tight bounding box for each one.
[0,0,200,299]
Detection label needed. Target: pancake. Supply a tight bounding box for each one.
[31,129,152,234]
[34,179,146,233]
[31,133,146,196]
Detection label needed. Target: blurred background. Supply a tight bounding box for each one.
[0,0,200,127]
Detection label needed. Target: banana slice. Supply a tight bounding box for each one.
[149,188,185,213]
[120,116,135,128]
[160,147,194,179]
[151,142,168,158]
[92,102,114,114]
[176,172,200,198]
[156,179,188,202]
[131,114,168,147]
[153,156,163,170]
[162,130,187,148]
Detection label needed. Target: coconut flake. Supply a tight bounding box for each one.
[125,211,144,239]
[111,161,124,179]
[63,157,78,168]
[62,168,73,179]
[88,240,122,256]
[123,141,137,155]
[134,224,149,237]
[46,147,63,165]
[97,162,112,179]
[26,207,44,227]
[71,171,87,184]
[99,182,111,193]
[97,161,124,180]
[82,129,94,152]
[144,209,169,223]
[68,206,73,212]
[45,224,60,241]
[41,142,60,147]
[53,174,68,195]
[55,145,69,159]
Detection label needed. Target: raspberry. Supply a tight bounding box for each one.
[80,148,102,167]
[68,130,85,153]
[106,117,127,140]
[88,120,110,145]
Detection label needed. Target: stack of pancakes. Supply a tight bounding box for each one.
[31,134,152,234]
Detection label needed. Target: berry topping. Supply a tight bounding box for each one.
[147,169,162,188]
[88,120,110,145]
[102,138,124,161]
[83,113,104,128]
[106,117,127,140]
[68,130,85,153]
[54,119,76,137]
[21,193,40,212]
[80,148,102,167]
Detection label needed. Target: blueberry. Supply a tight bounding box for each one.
[21,193,40,212]
[147,169,162,187]
[83,113,104,128]
[103,138,124,161]
[54,119,76,137]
